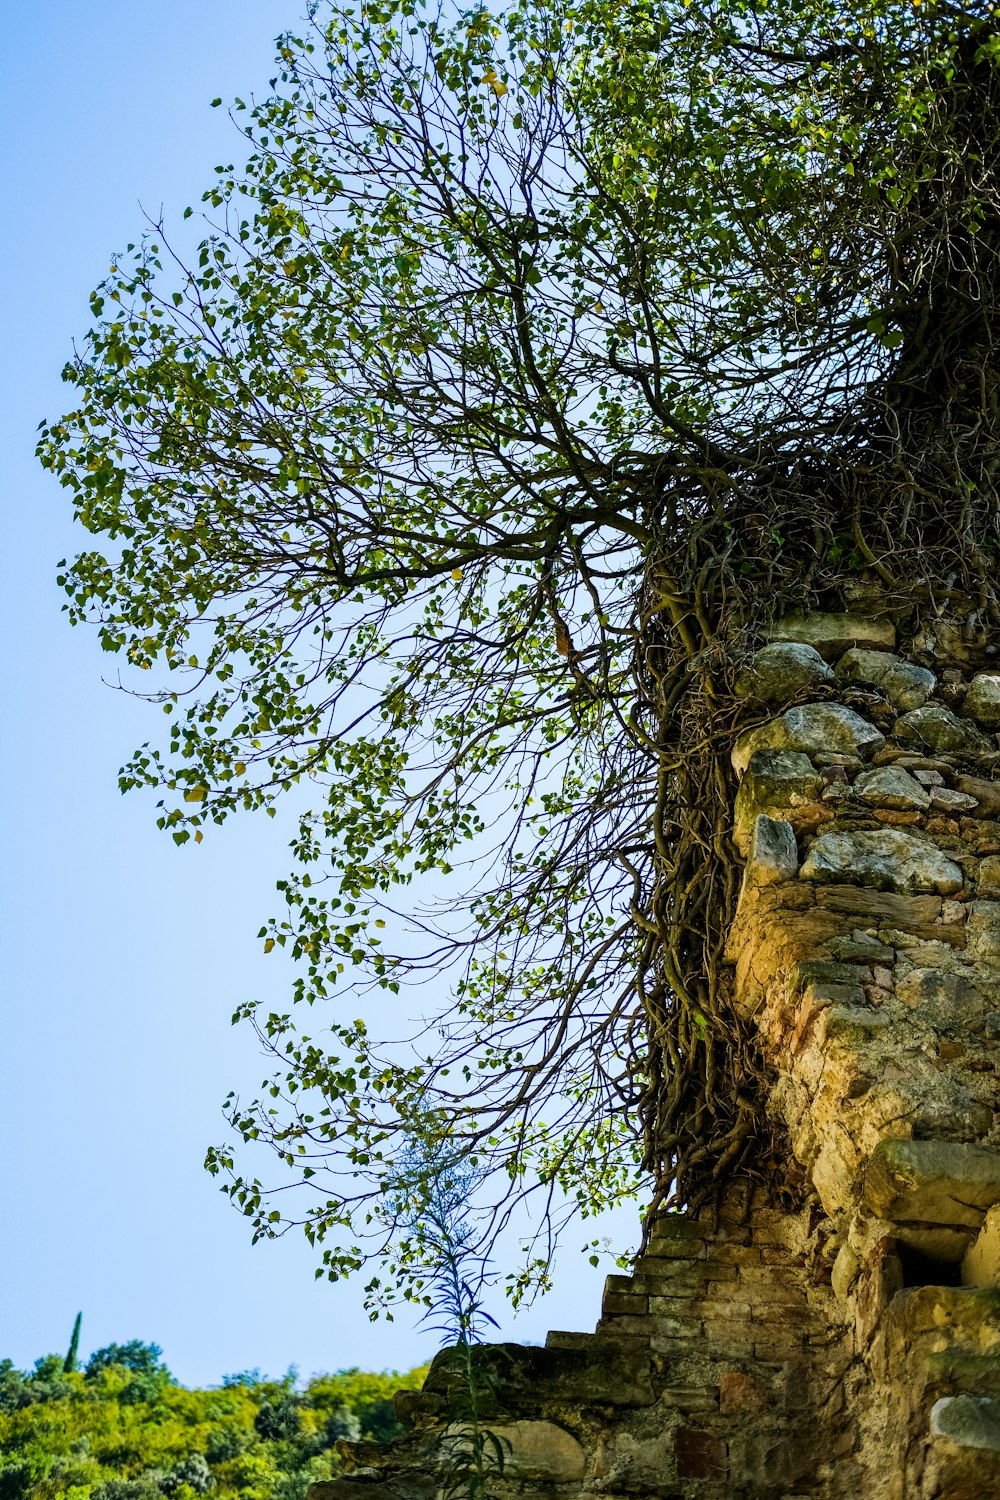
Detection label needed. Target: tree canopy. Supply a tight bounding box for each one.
[40,0,1000,1304]
[0,1341,423,1500]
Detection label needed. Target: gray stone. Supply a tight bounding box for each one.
[852,765,931,812]
[732,703,885,776]
[964,674,1000,730]
[808,982,867,1009]
[310,1483,432,1500]
[735,642,834,704]
[768,612,896,660]
[800,829,963,895]
[896,754,953,772]
[820,1005,891,1042]
[437,1421,585,1482]
[930,1395,1000,1452]
[895,967,985,1021]
[894,704,993,758]
[732,750,822,852]
[827,933,895,963]
[791,958,870,990]
[744,815,799,886]
[864,1139,1000,1229]
[912,768,945,786]
[427,1341,656,1410]
[836,648,936,711]
[930,787,979,813]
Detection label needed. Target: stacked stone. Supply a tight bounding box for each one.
[322,1189,1000,1497]
[581,1201,854,1495]
[727,613,1000,1314]
[308,606,1000,1500]
[317,1196,856,1500]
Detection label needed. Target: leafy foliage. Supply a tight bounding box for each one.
[0,1344,425,1500]
[39,0,1000,1298]
[85,1345,167,1381]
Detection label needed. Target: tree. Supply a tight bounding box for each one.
[85,1343,168,1381]
[0,1348,425,1500]
[40,0,1000,1306]
[63,1314,82,1376]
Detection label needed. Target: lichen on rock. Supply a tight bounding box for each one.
[735,641,833,704]
[732,702,885,776]
[852,765,931,811]
[894,703,993,757]
[836,648,936,711]
[800,828,963,895]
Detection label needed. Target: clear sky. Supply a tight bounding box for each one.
[2,1,637,1386]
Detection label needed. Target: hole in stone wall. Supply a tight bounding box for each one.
[897,1243,963,1289]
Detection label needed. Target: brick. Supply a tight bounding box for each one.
[602,1292,649,1317]
[717,1245,762,1265]
[635,1254,707,1277]
[686,1299,753,1321]
[706,1279,744,1299]
[675,1428,728,1481]
[702,1318,757,1347]
[651,1335,703,1357]
[661,1386,720,1412]
[742,1285,808,1309]
[736,1263,803,1285]
[619,1270,708,1296]
[641,1238,707,1261]
[647,1215,706,1245]
[719,1371,770,1416]
[754,1335,806,1358]
[597,1314,663,1336]
[750,1303,824,1327]
[701,1258,740,1280]
[645,1293,701,1317]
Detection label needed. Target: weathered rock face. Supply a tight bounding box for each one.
[836,647,937,711]
[736,641,834,703]
[732,702,885,775]
[310,604,1000,1500]
[767,611,896,658]
[964,674,1000,730]
[894,703,993,757]
[800,827,964,894]
[315,1200,861,1500]
[733,749,823,853]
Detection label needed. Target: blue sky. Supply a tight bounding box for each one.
[2,2,637,1386]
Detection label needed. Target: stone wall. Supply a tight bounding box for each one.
[727,612,1000,1296]
[310,607,1000,1499]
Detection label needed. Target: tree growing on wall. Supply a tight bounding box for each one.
[40,0,1000,1306]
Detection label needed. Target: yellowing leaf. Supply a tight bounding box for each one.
[184,785,208,802]
[482,69,508,97]
[194,830,204,844]
[452,568,464,581]
[235,761,247,776]
[264,938,275,954]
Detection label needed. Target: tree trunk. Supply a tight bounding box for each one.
[314,594,1000,1497]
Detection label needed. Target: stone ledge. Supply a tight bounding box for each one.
[865,1139,1000,1233]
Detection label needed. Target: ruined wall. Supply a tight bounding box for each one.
[312,606,1000,1499]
